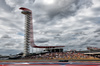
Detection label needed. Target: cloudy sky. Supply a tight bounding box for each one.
[0,0,100,55]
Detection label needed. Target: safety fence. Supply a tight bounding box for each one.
[0,62,100,66]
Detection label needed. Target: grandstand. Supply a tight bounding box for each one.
[8,48,100,61]
[20,50,100,61]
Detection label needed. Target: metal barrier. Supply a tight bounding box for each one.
[0,62,100,66]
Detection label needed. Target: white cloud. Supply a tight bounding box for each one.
[0,0,100,55]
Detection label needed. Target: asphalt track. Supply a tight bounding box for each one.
[0,62,100,66]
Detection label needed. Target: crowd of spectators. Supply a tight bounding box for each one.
[22,51,99,60]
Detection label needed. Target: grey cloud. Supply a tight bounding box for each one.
[78,45,85,48]
[85,39,92,42]
[0,37,24,55]
[0,49,22,55]
[95,40,100,42]
[93,33,99,38]
[78,43,89,48]
[77,16,100,24]
[1,35,11,38]
[47,0,92,18]
[92,7,100,12]
[92,7,100,16]
[87,17,100,24]
[5,0,35,8]
[29,0,35,3]
[80,43,88,46]
[0,17,24,32]
[0,17,10,22]
[5,0,25,7]
[90,43,98,45]
[0,0,14,12]
[33,0,93,24]
[4,43,15,46]
[1,0,100,55]
[94,28,100,33]
[68,45,74,47]
[97,33,100,35]
[35,38,49,43]
[94,35,99,38]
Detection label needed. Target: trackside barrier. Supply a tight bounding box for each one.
[65,65,100,66]
[1,64,100,66]
[0,62,100,66]
[2,64,61,66]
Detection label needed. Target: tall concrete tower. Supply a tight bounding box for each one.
[20,8,32,56]
[19,7,65,56]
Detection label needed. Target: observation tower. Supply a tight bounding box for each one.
[20,7,65,56]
